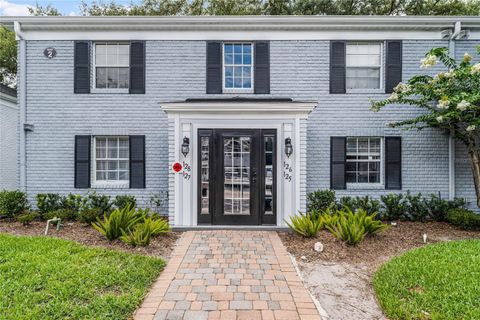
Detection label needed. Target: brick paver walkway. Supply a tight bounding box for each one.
[134,231,321,320]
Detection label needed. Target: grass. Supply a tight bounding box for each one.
[0,233,165,319]
[373,240,480,320]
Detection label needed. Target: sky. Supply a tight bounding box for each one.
[0,0,138,16]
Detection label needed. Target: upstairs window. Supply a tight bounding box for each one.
[94,136,129,183]
[223,43,253,91]
[346,42,382,91]
[346,137,382,184]
[94,42,129,89]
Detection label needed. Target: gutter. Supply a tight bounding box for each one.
[14,21,27,191]
[447,21,465,200]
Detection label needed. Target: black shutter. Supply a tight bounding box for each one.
[129,41,146,94]
[330,41,346,94]
[206,42,222,94]
[74,135,91,188]
[330,137,346,189]
[129,135,145,188]
[254,41,270,94]
[385,41,402,93]
[385,137,402,190]
[74,41,90,94]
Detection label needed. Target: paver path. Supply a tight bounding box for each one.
[135,231,321,320]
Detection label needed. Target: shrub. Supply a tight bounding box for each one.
[16,211,38,225]
[142,216,171,236]
[354,196,381,215]
[425,193,466,222]
[325,208,388,245]
[120,223,152,247]
[405,192,429,222]
[36,193,64,217]
[338,196,356,211]
[113,195,137,210]
[285,212,324,238]
[85,192,113,216]
[380,193,408,221]
[44,208,78,221]
[0,190,29,218]
[78,208,102,225]
[446,208,480,231]
[92,206,144,241]
[62,194,85,212]
[307,189,336,212]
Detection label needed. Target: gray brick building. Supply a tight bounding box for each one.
[1,16,479,226]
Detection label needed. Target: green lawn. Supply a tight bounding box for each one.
[374,240,480,320]
[0,233,165,320]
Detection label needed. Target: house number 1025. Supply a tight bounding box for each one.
[283,161,293,182]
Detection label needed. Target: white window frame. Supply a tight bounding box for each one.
[222,42,254,94]
[346,41,384,94]
[91,136,130,189]
[92,41,130,94]
[346,137,384,189]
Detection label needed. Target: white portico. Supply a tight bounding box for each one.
[161,99,316,227]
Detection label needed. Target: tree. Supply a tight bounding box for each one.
[0,26,17,87]
[371,47,480,207]
[27,2,61,16]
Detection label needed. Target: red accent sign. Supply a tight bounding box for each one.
[172,162,183,173]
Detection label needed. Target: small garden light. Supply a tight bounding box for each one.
[181,137,190,157]
[284,137,293,158]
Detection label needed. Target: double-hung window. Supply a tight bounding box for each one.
[346,137,382,184]
[346,42,383,91]
[94,137,129,184]
[223,43,253,91]
[94,42,129,89]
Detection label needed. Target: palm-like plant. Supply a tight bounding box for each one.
[92,205,144,241]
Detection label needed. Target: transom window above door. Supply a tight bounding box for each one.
[346,42,383,91]
[346,137,382,184]
[94,42,129,89]
[223,43,253,91]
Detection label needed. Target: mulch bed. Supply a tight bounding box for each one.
[279,221,480,274]
[0,220,181,260]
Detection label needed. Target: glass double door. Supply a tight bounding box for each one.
[198,129,276,225]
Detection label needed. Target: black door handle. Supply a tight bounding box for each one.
[252,168,257,183]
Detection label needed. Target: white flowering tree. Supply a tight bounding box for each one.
[371,47,480,207]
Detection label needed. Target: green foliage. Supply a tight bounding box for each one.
[353,195,381,215]
[0,26,16,87]
[0,190,29,218]
[325,208,388,245]
[380,193,408,221]
[307,189,336,212]
[285,212,324,238]
[120,223,152,247]
[113,195,137,210]
[36,193,64,216]
[43,208,78,221]
[371,46,480,207]
[92,206,145,241]
[405,192,430,222]
[142,216,171,236]
[78,208,102,225]
[338,196,356,210]
[85,192,113,216]
[62,194,86,212]
[28,3,61,16]
[16,211,38,225]
[425,193,466,221]
[374,240,480,319]
[446,208,480,231]
[0,233,164,319]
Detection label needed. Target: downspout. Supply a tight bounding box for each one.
[14,21,27,191]
[447,21,462,200]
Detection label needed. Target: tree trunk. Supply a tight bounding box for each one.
[467,141,480,208]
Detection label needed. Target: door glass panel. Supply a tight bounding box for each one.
[264,136,274,215]
[200,137,210,215]
[224,136,251,215]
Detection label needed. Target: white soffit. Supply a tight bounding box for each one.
[160,101,317,114]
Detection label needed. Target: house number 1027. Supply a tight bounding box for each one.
[283,161,293,182]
